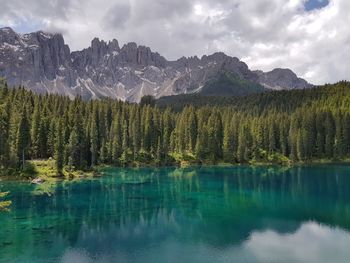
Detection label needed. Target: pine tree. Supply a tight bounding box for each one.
[0,103,10,168]
[289,116,299,161]
[343,113,350,155]
[99,139,108,164]
[38,118,48,159]
[67,129,79,171]
[187,109,197,153]
[207,110,223,162]
[31,102,41,158]
[195,125,208,160]
[223,119,234,163]
[156,136,163,165]
[55,119,64,175]
[237,123,251,163]
[324,112,335,158]
[268,122,277,154]
[16,108,31,168]
[162,108,172,157]
[1,79,350,174]
[111,112,122,163]
[122,120,129,154]
[90,110,99,166]
[334,112,345,158]
[143,106,154,152]
[314,112,325,158]
[297,130,306,161]
[131,108,141,158]
[279,118,289,156]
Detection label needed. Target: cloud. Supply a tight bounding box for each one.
[59,221,350,263]
[0,0,349,84]
[245,221,350,263]
[103,1,131,29]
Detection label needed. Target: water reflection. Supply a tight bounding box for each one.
[0,165,350,262]
[245,222,350,263]
[61,222,350,263]
[60,221,350,263]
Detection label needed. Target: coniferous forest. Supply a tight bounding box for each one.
[0,78,350,176]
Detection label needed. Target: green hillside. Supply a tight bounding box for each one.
[200,71,267,97]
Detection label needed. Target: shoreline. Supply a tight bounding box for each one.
[1,158,350,183]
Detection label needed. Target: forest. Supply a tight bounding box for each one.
[0,78,350,177]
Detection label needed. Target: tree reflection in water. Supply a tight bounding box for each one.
[1,165,350,262]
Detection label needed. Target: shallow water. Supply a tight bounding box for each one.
[1,165,350,263]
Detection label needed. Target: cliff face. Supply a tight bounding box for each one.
[254,68,311,90]
[0,27,312,101]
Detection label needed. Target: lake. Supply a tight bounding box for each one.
[0,165,350,263]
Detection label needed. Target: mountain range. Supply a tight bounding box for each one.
[0,27,312,102]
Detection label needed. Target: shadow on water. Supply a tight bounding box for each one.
[1,165,350,262]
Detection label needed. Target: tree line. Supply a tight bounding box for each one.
[0,79,350,175]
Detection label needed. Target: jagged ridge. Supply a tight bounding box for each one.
[0,27,312,102]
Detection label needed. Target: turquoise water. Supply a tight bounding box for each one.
[1,165,350,263]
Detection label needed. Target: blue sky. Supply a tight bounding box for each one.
[305,0,330,11]
[12,20,43,34]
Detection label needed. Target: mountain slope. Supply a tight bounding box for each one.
[200,71,266,97]
[157,81,350,112]
[0,27,312,102]
[254,68,310,90]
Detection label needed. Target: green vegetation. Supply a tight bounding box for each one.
[157,82,350,112]
[27,159,95,179]
[201,71,266,97]
[0,78,350,179]
[0,191,11,211]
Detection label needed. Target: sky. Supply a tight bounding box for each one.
[0,0,348,84]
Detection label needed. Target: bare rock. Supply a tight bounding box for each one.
[31,178,45,185]
[0,27,312,102]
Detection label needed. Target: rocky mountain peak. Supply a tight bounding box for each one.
[90,38,109,65]
[254,68,311,90]
[0,27,19,44]
[0,27,312,101]
[0,27,15,33]
[108,39,120,52]
[268,68,297,78]
[204,52,229,61]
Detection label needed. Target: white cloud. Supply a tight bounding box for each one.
[245,221,350,263]
[0,0,349,84]
[58,221,350,263]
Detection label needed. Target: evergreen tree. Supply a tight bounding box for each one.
[55,120,64,175]
[187,108,197,153]
[0,79,350,174]
[67,130,79,170]
[31,102,41,158]
[223,119,234,162]
[99,139,108,164]
[132,108,141,158]
[16,108,31,168]
[324,112,335,158]
[90,109,99,166]
[38,118,48,159]
[0,103,10,168]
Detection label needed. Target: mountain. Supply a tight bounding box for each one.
[254,68,310,90]
[0,27,312,102]
[156,82,348,112]
[200,71,266,97]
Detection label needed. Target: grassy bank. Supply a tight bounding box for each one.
[0,159,99,183]
[1,156,350,182]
